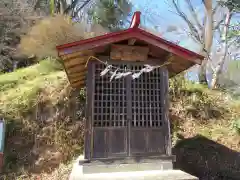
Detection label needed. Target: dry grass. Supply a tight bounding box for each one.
[13,163,73,180]
[169,75,239,148]
[0,60,85,179]
[18,15,85,58]
[18,14,109,59]
[169,75,240,179]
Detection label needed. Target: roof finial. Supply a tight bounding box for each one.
[130,11,141,29]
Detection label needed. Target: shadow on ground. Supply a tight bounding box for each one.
[173,135,240,180]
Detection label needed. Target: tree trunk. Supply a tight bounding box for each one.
[199,59,208,84]
[204,0,213,53]
[198,0,213,85]
[211,11,232,89]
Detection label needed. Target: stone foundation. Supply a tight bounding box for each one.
[69,156,198,180]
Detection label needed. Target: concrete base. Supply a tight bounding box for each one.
[82,160,173,174]
[69,156,198,180]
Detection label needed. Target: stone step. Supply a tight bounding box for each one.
[69,169,198,180]
[82,160,173,174]
[69,156,198,180]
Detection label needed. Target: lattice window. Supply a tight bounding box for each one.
[131,65,163,127]
[93,63,163,128]
[93,63,127,127]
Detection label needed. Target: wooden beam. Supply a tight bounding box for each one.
[68,71,87,78]
[70,76,86,84]
[164,53,173,60]
[128,38,136,45]
[110,44,149,61]
[64,57,87,68]
[66,65,86,74]
[61,50,93,59]
[72,80,85,88]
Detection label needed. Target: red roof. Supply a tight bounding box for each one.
[56,11,204,64]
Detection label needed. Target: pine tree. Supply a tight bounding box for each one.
[88,0,132,32]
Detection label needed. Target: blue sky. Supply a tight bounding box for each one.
[128,0,204,81]
[128,0,239,52]
[128,0,203,52]
[127,0,239,83]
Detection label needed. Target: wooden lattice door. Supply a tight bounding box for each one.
[92,62,128,158]
[130,64,167,155]
[89,61,169,159]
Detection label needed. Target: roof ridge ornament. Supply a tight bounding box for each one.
[129,11,141,29]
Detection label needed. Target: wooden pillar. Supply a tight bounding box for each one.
[84,61,94,160]
[161,67,172,156]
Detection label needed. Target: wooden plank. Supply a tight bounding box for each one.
[148,45,167,58]
[110,44,149,61]
[126,74,132,156]
[147,130,165,154]
[130,129,147,154]
[71,80,85,88]
[57,31,134,56]
[61,50,93,59]
[85,61,94,160]
[59,46,105,57]
[165,53,175,62]
[92,129,108,158]
[64,57,87,68]
[69,76,86,84]
[109,128,127,156]
[66,65,86,74]
[161,68,171,156]
[68,71,87,78]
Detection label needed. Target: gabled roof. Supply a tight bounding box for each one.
[56,11,205,88]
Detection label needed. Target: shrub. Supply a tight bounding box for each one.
[18,14,85,58]
[233,118,240,134]
[169,73,229,121]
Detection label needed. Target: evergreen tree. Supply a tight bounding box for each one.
[88,0,132,32]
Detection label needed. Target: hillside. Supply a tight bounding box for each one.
[0,59,85,179]
[0,60,239,180]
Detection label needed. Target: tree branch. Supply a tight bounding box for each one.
[73,0,92,18]
[171,0,202,43]
[185,0,203,31]
[64,0,79,15]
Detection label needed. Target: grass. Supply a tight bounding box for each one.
[0,58,62,92]
[0,59,85,179]
[0,58,64,117]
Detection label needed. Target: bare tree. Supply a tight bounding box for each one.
[210,0,240,88]
[169,0,237,88]
[0,0,49,72]
[210,6,233,88]
[48,0,93,17]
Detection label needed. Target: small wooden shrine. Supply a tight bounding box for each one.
[56,11,204,165]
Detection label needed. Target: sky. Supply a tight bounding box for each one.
[128,0,204,82]
[128,0,239,51]
[128,0,204,52]
[127,0,239,83]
